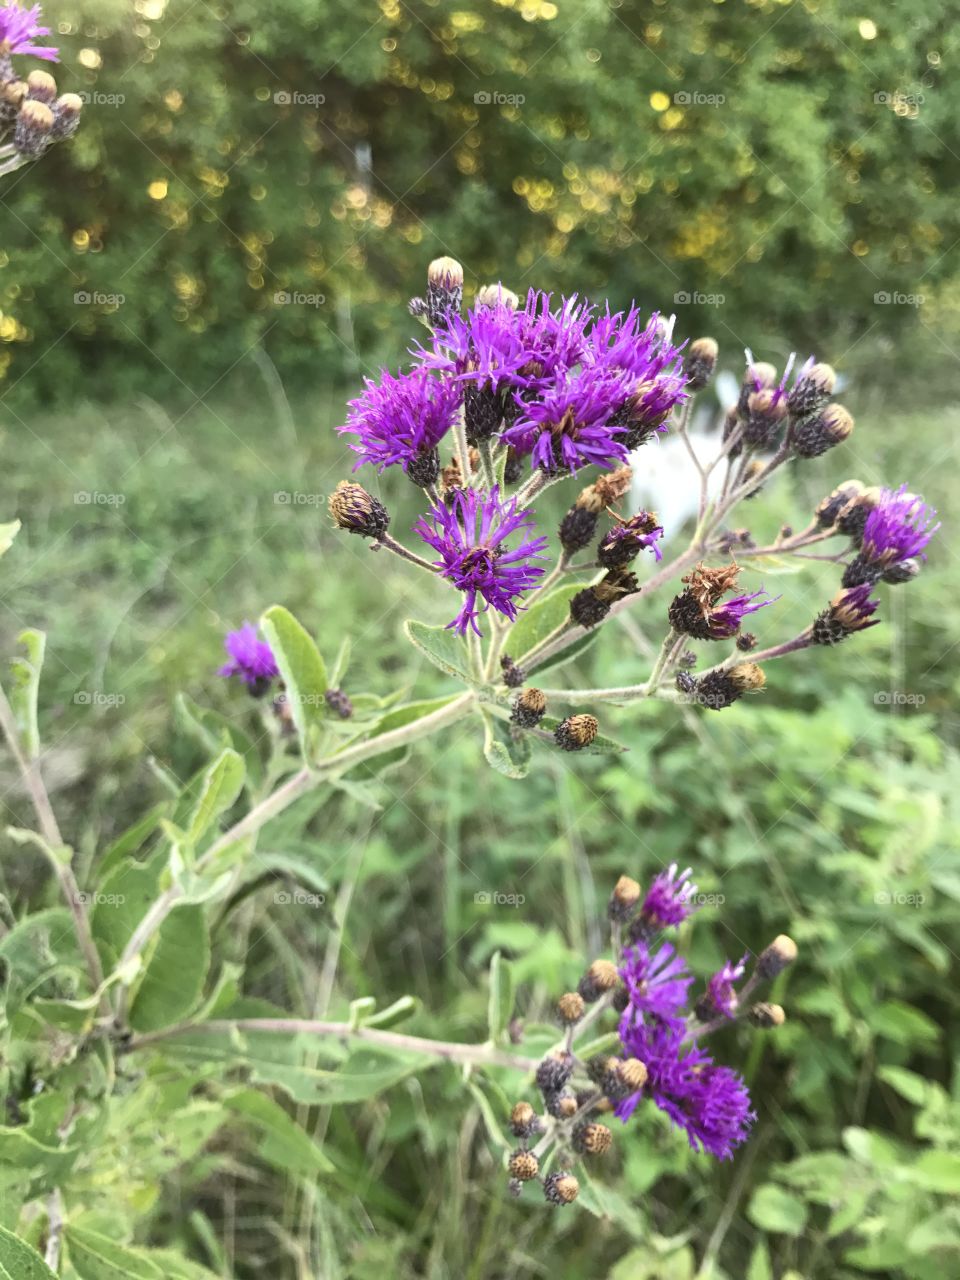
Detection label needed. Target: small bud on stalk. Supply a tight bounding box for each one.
[543,1171,580,1206]
[757,934,798,980]
[684,336,719,390]
[509,1101,542,1139]
[694,663,766,711]
[508,1149,540,1181]
[787,361,836,415]
[748,1002,786,1028]
[500,654,525,688]
[608,875,641,922]
[426,255,463,326]
[792,404,854,459]
[329,481,390,540]
[14,98,53,156]
[816,479,864,530]
[511,686,546,728]
[324,688,353,719]
[573,1122,613,1155]
[578,958,619,1002]
[556,991,585,1026]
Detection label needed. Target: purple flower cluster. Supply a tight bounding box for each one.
[414,486,549,635]
[339,367,461,476]
[0,2,57,61]
[420,289,688,473]
[219,623,278,693]
[614,866,755,1160]
[705,590,776,640]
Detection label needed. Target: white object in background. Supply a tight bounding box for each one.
[630,430,726,542]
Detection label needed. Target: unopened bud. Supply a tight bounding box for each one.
[509,1100,541,1139]
[476,281,519,310]
[792,404,854,459]
[757,934,798,979]
[426,256,463,325]
[535,1052,574,1094]
[328,481,390,539]
[685,336,719,390]
[499,654,525,688]
[51,92,83,140]
[14,99,54,157]
[508,1149,540,1181]
[573,1122,613,1155]
[619,1057,648,1092]
[608,875,641,922]
[788,362,836,416]
[26,69,57,104]
[543,1171,579,1206]
[578,958,619,1002]
[748,1002,786,1028]
[556,991,586,1025]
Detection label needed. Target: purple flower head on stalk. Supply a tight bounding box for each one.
[420,302,533,394]
[414,485,549,635]
[615,1019,755,1159]
[0,3,57,60]
[598,514,665,566]
[705,589,777,640]
[743,348,795,407]
[619,940,693,1028]
[860,484,940,569]
[338,367,461,475]
[587,306,685,381]
[641,863,699,930]
[502,365,632,473]
[219,623,278,693]
[704,954,748,1019]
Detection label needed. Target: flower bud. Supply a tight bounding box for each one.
[694,663,766,711]
[792,404,854,459]
[324,688,353,719]
[736,631,757,651]
[405,446,441,489]
[815,479,863,529]
[757,934,798,979]
[51,92,83,141]
[788,362,836,416]
[812,585,880,645]
[619,1057,648,1092]
[536,1052,574,1094]
[543,1171,580,1206]
[14,99,54,157]
[554,714,599,752]
[748,1002,786,1029]
[499,654,525,688]
[836,486,882,544]
[608,875,641,922]
[426,256,463,325]
[556,991,586,1025]
[476,282,519,310]
[0,79,26,124]
[328,481,390,539]
[511,686,546,728]
[558,504,599,555]
[509,1100,541,1139]
[26,69,57,104]
[508,1149,539,1181]
[578,958,619,1003]
[684,336,719,390]
[573,1122,613,1155]
[597,511,662,569]
[743,388,788,450]
[570,569,638,629]
[545,1089,579,1119]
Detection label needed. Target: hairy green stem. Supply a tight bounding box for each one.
[125,1016,539,1072]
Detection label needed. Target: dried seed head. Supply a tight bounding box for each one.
[608,875,641,922]
[328,480,390,539]
[509,1100,540,1139]
[757,934,798,979]
[556,991,586,1025]
[554,714,599,752]
[508,1149,540,1181]
[511,686,546,729]
[748,1002,786,1029]
[573,1122,613,1156]
[559,504,599,554]
[544,1171,580,1206]
[685,336,719,389]
[592,465,634,507]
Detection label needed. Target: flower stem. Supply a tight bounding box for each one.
[0,683,104,993]
[375,534,438,574]
[124,1016,540,1072]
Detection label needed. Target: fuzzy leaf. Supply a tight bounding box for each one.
[0,1227,58,1280]
[259,605,328,750]
[403,618,471,681]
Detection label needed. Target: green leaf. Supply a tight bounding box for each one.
[910,1150,960,1193]
[366,695,463,740]
[7,629,45,758]
[0,1226,57,1280]
[0,520,20,560]
[527,628,599,676]
[748,1184,808,1236]
[329,635,351,687]
[66,1225,164,1278]
[133,1255,220,1280]
[538,715,628,756]
[487,950,514,1042]
[223,1088,334,1175]
[259,605,328,750]
[187,747,245,845]
[506,584,581,663]
[403,618,471,682]
[481,711,532,779]
[129,904,211,1032]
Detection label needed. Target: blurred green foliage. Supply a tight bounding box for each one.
[1,0,958,406]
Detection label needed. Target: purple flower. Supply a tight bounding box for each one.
[598,514,664,567]
[619,940,693,1027]
[502,365,631,473]
[414,485,549,636]
[615,1020,755,1159]
[704,954,748,1019]
[219,623,278,692]
[338,367,461,475]
[640,863,699,930]
[0,2,57,60]
[860,484,940,570]
[705,590,777,640]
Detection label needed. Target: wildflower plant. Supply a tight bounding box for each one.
[0,2,82,178]
[0,255,941,1269]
